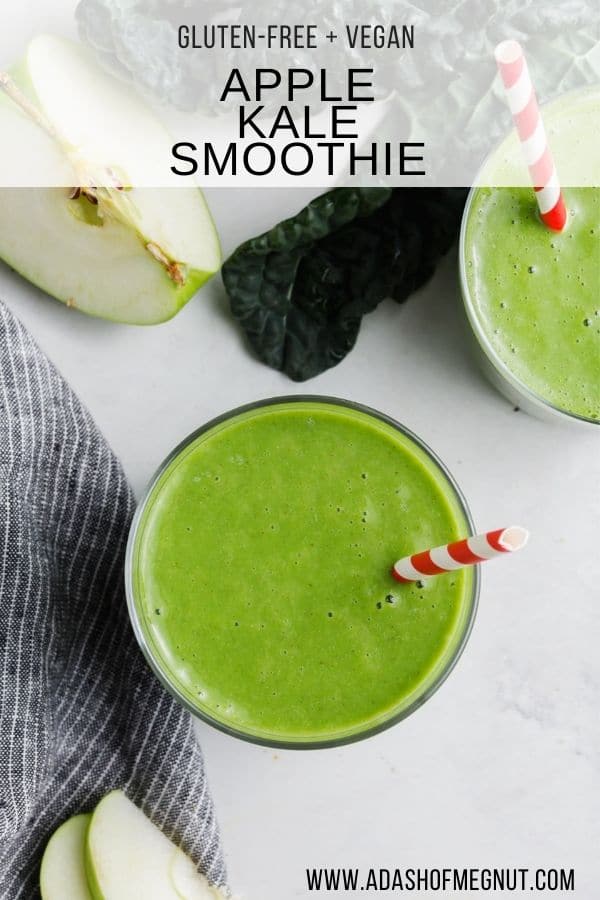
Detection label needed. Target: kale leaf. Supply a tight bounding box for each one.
[221,187,468,382]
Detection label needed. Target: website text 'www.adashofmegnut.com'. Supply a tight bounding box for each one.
[305,867,576,894]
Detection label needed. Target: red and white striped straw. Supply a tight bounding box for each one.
[495,40,567,232]
[391,526,529,584]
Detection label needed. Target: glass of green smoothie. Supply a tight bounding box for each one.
[126,397,479,748]
[460,87,599,426]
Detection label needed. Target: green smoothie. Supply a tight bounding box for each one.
[462,89,600,422]
[127,400,476,746]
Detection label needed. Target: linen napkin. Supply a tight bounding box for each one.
[0,301,226,898]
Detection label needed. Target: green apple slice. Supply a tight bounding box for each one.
[0,36,220,324]
[170,848,226,899]
[40,813,93,900]
[85,790,178,899]
[86,790,223,900]
[0,184,216,323]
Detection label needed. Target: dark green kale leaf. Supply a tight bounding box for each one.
[222,187,468,381]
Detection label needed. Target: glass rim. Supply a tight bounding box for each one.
[125,395,480,750]
[458,117,599,428]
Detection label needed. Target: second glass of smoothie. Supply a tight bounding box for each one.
[126,397,479,748]
[460,86,599,427]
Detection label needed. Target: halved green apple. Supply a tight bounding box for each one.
[0,36,220,324]
[85,790,225,900]
[40,813,93,900]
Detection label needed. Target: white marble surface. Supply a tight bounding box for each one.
[1,187,598,899]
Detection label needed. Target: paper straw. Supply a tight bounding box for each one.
[391,526,529,583]
[495,40,567,232]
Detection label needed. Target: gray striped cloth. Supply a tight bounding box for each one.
[0,301,226,898]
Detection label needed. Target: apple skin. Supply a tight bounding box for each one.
[83,841,105,900]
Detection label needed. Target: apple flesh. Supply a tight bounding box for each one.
[0,36,220,324]
[86,790,183,900]
[0,185,217,324]
[40,813,93,900]
[85,790,226,900]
